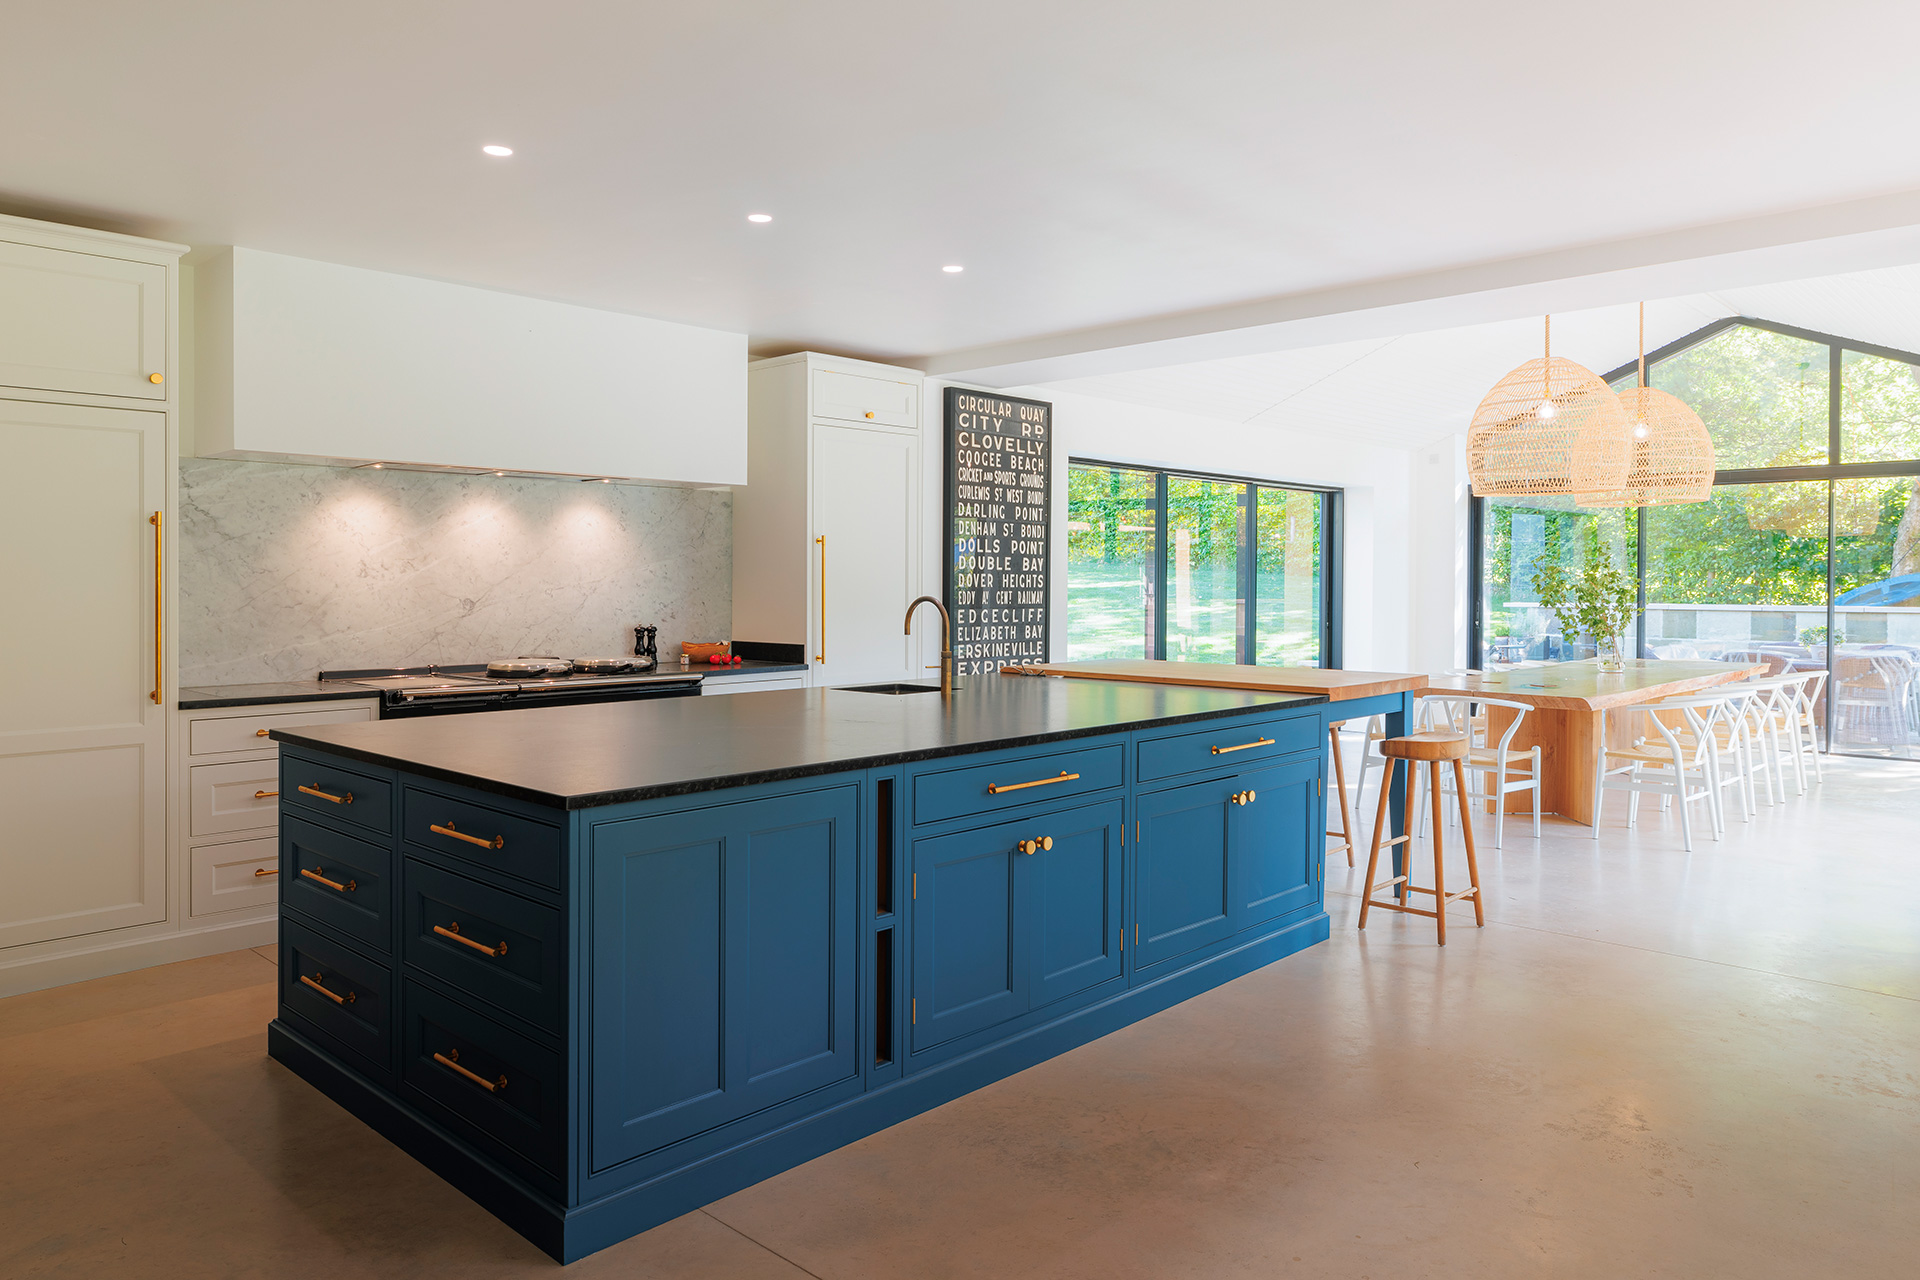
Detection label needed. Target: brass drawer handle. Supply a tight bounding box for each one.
[254,789,279,799]
[1212,737,1276,755]
[1016,836,1054,855]
[297,784,353,804]
[431,821,504,850]
[255,728,270,737]
[987,771,1079,795]
[434,1048,506,1093]
[299,866,356,893]
[434,923,508,957]
[299,973,354,1005]
[254,867,279,878]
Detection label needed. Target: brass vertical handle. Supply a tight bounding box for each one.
[150,511,162,704]
[815,534,827,664]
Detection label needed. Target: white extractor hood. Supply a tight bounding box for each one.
[194,247,745,485]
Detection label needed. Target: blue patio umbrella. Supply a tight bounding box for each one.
[1834,574,1920,607]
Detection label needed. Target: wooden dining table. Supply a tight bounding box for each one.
[1416,658,1764,824]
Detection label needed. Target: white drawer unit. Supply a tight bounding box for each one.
[811,368,918,428]
[190,758,282,837]
[189,704,373,756]
[702,674,809,696]
[174,696,379,924]
[190,836,280,918]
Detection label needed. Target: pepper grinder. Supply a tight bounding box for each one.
[632,624,659,669]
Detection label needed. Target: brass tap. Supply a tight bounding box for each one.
[905,595,957,696]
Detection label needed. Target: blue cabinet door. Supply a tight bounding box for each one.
[909,817,1028,1051]
[589,784,860,1172]
[1230,757,1322,930]
[1132,775,1238,970]
[1030,799,1124,1009]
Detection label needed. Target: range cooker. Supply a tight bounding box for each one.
[320,657,702,718]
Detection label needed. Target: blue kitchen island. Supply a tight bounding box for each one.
[267,673,1396,1263]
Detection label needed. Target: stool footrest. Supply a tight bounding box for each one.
[1365,876,1408,896]
[1361,899,1440,920]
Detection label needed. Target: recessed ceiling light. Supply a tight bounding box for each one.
[746,213,772,223]
[492,471,506,477]
[942,264,964,273]
[482,145,513,157]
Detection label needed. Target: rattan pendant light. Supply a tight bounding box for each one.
[1467,316,1631,498]
[1581,304,1715,509]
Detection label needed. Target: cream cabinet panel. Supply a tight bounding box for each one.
[811,424,920,687]
[189,705,372,756]
[812,368,918,428]
[0,241,168,401]
[0,398,167,949]
[190,759,281,837]
[190,836,279,917]
[0,743,161,946]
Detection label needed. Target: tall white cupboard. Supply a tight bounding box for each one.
[733,354,928,688]
[0,214,192,994]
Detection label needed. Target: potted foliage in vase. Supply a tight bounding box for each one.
[1532,558,1641,672]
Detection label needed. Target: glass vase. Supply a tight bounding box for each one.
[1595,633,1626,672]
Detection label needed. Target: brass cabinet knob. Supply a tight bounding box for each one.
[1231,790,1256,806]
[148,372,164,384]
[1017,836,1054,855]
[1040,836,1053,850]
[864,410,875,419]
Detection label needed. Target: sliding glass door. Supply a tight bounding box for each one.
[1067,462,1336,667]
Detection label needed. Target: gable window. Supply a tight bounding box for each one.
[1472,318,1920,761]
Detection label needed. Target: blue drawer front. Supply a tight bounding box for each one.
[281,756,392,835]
[403,858,563,1035]
[282,814,392,954]
[403,786,562,891]
[282,916,392,1080]
[912,742,1123,827]
[401,979,565,1175]
[1135,711,1318,784]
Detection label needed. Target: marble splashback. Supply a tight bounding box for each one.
[178,458,732,685]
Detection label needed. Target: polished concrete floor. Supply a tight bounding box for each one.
[4,755,1918,1278]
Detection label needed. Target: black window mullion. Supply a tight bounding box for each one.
[1238,485,1256,664]
[1323,490,1342,668]
[1152,471,1169,661]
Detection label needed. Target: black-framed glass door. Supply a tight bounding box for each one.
[1067,460,1338,667]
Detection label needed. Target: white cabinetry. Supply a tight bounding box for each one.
[0,215,182,987]
[734,354,926,688]
[178,699,376,919]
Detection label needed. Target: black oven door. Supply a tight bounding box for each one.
[381,680,703,718]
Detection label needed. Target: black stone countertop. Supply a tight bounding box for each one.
[179,681,383,710]
[272,677,1326,810]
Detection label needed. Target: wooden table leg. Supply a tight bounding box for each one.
[1482,705,1605,825]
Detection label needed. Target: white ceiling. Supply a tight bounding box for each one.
[1031,264,1920,449]
[7,2,1920,364]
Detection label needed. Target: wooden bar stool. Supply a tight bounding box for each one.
[1357,731,1484,945]
[1326,721,1357,867]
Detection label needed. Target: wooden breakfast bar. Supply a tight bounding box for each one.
[1416,658,1763,823]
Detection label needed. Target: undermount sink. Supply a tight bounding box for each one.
[838,682,944,695]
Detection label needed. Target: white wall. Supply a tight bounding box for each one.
[922,380,1419,671]
[1410,432,1473,672]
